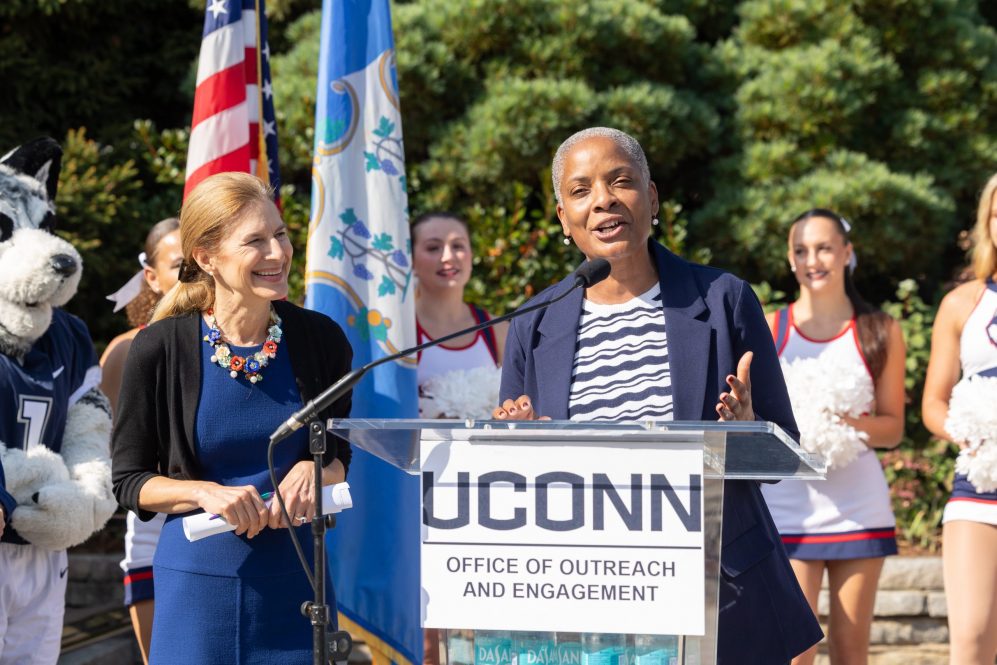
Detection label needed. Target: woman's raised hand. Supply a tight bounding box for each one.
[492,395,549,420]
[193,483,269,538]
[716,352,755,422]
[269,460,316,529]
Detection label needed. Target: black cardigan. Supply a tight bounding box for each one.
[111,300,353,521]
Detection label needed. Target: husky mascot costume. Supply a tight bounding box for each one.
[0,137,116,664]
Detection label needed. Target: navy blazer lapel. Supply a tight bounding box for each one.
[652,243,712,421]
[535,280,584,420]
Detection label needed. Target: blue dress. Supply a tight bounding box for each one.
[149,320,333,664]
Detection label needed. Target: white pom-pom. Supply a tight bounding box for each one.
[230,370,238,378]
[419,366,502,419]
[781,349,874,470]
[210,355,218,363]
[946,374,997,492]
[250,375,259,384]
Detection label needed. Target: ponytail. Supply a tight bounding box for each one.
[126,284,160,327]
[844,270,890,380]
[150,274,214,323]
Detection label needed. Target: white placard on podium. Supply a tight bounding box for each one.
[420,432,705,636]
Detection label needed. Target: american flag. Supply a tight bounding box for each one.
[185,0,281,202]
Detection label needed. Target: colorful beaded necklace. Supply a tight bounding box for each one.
[203,306,283,383]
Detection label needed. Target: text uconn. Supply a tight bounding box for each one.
[422,471,702,532]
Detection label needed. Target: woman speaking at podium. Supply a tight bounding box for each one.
[111,173,354,663]
[493,127,822,664]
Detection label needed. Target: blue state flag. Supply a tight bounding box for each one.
[305,1,420,663]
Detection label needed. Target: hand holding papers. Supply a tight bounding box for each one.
[183,482,353,542]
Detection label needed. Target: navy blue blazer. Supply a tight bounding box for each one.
[500,241,823,664]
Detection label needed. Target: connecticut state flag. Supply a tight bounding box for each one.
[305,1,420,664]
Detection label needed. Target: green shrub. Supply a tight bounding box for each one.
[700,0,997,303]
[56,125,188,349]
[881,279,950,551]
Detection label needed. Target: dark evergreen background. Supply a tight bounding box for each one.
[4,0,995,547]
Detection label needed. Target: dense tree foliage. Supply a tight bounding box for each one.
[0,0,314,340]
[702,0,997,293]
[8,0,994,328]
[4,0,997,547]
[0,0,202,149]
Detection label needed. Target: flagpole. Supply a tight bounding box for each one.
[306,1,421,662]
[253,0,269,186]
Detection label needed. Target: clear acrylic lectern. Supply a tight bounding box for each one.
[328,419,825,665]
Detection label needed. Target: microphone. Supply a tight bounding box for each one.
[269,257,611,444]
[575,256,611,287]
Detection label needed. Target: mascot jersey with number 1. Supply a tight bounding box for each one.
[0,310,99,543]
[0,137,115,665]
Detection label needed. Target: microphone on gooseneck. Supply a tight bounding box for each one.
[574,256,611,288]
[269,258,612,444]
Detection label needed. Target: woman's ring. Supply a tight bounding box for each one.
[296,516,308,523]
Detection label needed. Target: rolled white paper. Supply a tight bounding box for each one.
[182,482,354,542]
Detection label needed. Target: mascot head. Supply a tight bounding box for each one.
[0,138,82,359]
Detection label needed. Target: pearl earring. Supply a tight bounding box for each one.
[652,217,659,226]
[563,237,571,246]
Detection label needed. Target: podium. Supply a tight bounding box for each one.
[329,419,824,665]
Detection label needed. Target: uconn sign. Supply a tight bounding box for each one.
[422,470,702,534]
[420,430,707,636]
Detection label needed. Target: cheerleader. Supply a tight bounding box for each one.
[922,174,997,665]
[413,211,507,396]
[100,217,181,665]
[761,209,906,665]
[411,212,508,665]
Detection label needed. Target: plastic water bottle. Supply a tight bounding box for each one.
[633,635,678,665]
[581,633,628,665]
[447,630,475,665]
[554,633,583,665]
[513,631,556,665]
[475,631,513,665]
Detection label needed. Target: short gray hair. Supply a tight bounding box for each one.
[551,127,650,204]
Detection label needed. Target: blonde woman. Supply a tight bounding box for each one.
[111,173,353,662]
[922,174,997,665]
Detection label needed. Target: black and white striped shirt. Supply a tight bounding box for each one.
[568,284,674,422]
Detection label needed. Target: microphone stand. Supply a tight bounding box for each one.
[267,258,611,665]
[305,421,352,665]
[267,421,353,665]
